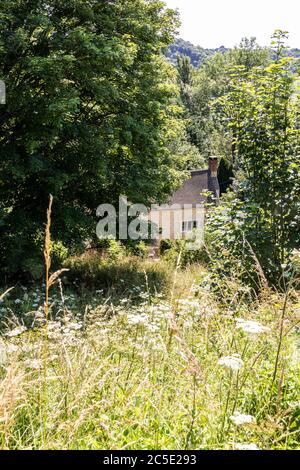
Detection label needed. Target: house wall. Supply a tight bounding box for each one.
[149,205,205,241]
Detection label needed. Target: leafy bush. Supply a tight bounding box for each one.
[130,241,149,259]
[204,191,300,292]
[97,237,126,261]
[159,238,207,267]
[204,193,265,291]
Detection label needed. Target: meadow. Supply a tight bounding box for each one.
[0,252,299,450]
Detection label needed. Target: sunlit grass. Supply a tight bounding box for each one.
[0,269,299,450]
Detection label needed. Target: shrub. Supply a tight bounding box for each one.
[159,239,175,256]
[204,192,284,291]
[159,238,207,267]
[97,237,126,261]
[130,241,149,259]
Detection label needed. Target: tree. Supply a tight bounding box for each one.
[214,31,300,283]
[174,38,270,193]
[189,38,270,160]
[0,0,183,278]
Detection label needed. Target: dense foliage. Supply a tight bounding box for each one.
[205,33,300,286]
[0,0,191,279]
[170,32,300,287]
[0,1,299,291]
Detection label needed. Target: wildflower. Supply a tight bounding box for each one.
[218,354,244,371]
[139,292,150,299]
[35,310,44,319]
[0,341,7,364]
[25,359,43,370]
[21,344,37,353]
[5,326,27,338]
[50,354,59,361]
[146,323,160,333]
[14,299,22,305]
[236,318,271,334]
[67,322,83,331]
[234,443,259,451]
[291,249,300,262]
[5,344,20,354]
[48,321,61,330]
[230,412,255,426]
[178,299,199,309]
[127,314,148,325]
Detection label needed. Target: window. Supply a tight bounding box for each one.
[182,220,198,233]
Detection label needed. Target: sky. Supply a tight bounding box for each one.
[164,0,300,48]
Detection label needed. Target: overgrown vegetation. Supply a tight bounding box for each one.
[0,250,300,449]
[0,0,300,451]
[174,31,300,287]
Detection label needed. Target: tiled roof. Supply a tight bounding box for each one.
[170,169,219,206]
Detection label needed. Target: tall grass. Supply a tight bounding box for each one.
[0,275,299,449]
[0,204,299,450]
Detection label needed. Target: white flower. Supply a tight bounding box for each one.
[25,359,43,370]
[235,443,259,451]
[48,321,61,330]
[5,344,20,354]
[127,314,148,325]
[236,318,271,334]
[230,412,255,426]
[139,292,150,299]
[291,249,300,262]
[67,322,83,331]
[14,299,22,305]
[178,299,200,309]
[5,326,27,338]
[218,354,244,371]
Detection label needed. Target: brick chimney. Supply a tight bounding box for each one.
[209,156,218,178]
